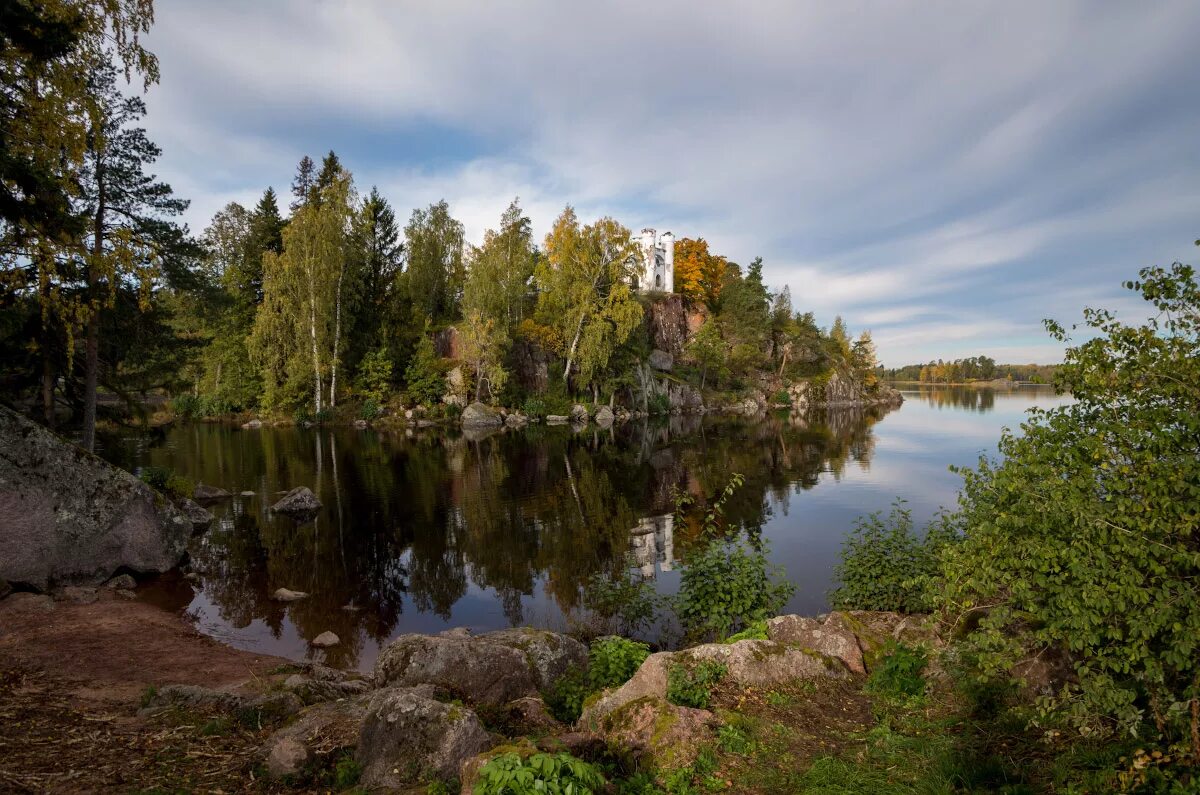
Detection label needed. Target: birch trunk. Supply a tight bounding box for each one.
[82,163,105,452]
[330,261,344,408]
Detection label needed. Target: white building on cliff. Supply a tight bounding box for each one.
[632,228,674,294]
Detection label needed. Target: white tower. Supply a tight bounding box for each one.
[660,231,674,294]
[634,228,675,294]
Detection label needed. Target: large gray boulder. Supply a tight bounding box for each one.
[594,405,615,427]
[767,612,866,674]
[271,486,321,515]
[648,349,674,372]
[358,686,492,789]
[460,402,502,428]
[476,628,588,691]
[0,405,191,590]
[262,695,369,778]
[373,633,538,705]
[177,498,214,531]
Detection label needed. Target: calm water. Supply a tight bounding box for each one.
[100,384,1069,671]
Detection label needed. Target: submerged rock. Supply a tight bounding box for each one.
[272,587,309,602]
[310,631,340,648]
[357,686,492,789]
[271,487,321,515]
[192,483,232,502]
[0,406,191,590]
[545,415,569,425]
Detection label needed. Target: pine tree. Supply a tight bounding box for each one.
[290,155,315,211]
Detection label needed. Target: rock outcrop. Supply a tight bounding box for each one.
[177,498,214,531]
[0,405,192,590]
[357,686,492,789]
[262,696,369,778]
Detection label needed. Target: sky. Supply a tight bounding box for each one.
[140,1,1200,366]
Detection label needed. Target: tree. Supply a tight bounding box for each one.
[77,61,190,449]
[347,186,403,380]
[251,170,354,413]
[851,331,878,388]
[403,331,444,406]
[687,317,726,390]
[290,155,315,211]
[938,258,1200,754]
[405,200,464,323]
[459,310,508,402]
[535,207,643,396]
[463,197,535,329]
[672,237,727,308]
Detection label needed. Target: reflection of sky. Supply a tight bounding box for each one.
[763,385,1071,614]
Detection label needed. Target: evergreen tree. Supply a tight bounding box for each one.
[405,199,464,323]
[290,155,315,211]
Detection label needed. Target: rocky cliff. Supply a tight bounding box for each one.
[0,405,191,590]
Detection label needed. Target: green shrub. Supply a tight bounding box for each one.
[830,500,956,613]
[330,753,362,789]
[405,333,447,406]
[724,619,767,643]
[938,261,1200,749]
[522,397,547,419]
[359,398,382,421]
[139,466,194,500]
[171,393,202,419]
[582,573,661,635]
[314,407,334,424]
[717,724,754,755]
[544,666,589,724]
[473,751,605,795]
[354,346,394,403]
[771,389,791,406]
[647,392,670,415]
[866,644,928,699]
[587,637,650,691]
[666,661,726,709]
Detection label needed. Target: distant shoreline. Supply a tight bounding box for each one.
[887,379,1048,387]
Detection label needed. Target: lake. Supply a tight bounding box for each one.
[100,384,1069,671]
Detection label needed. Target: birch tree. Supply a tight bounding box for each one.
[534,207,642,394]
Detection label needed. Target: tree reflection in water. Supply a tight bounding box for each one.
[101,406,893,670]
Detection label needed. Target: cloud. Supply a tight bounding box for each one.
[141,0,1200,363]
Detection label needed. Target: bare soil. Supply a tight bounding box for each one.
[0,589,298,794]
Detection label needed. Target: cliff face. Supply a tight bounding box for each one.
[647,294,707,356]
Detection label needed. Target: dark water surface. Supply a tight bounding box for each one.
[100,384,1068,671]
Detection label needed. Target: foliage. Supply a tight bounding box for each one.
[404,333,446,406]
[937,260,1200,751]
[353,346,393,403]
[672,237,727,308]
[771,389,791,406]
[724,619,768,643]
[717,724,755,755]
[646,392,670,415]
[521,397,547,419]
[685,318,725,390]
[139,466,193,500]
[587,637,650,691]
[666,661,726,709]
[330,753,362,789]
[544,666,590,724]
[406,200,465,323]
[358,398,381,421]
[581,573,661,635]
[865,644,928,699]
[830,500,957,613]
[473,751,605,795]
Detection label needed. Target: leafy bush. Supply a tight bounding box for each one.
[830,500,956,613]
[675,537,793,642]
[405,333,447,406]
[938,261,1200,750]
[866,644,928,699]
[724,619,768,643]
[666,661,726,709]
[354,346,394,403]
[171,393,203,419]
[473,751,605,795]
[771,389,791,406]
[581,573,661,635]
[330,753,362,789]
[139,466,194,500]
[522,397,547,419]
[359,397,382,421]
[314,407,334,424]
[647,392,670,416]
[717,724,754,755]
[544,666,589,724]
[587,637,650,691]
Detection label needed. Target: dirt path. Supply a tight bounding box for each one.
[0,589,297,793]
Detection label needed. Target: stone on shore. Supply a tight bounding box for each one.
[261,696,369,778]
[271,487,321,515]
[460,402,502,428]
[272,587,309,602]
[357,686,492,790]
[545,414,569,425]
[569,404,589,424]
[0,405,191,590]
[766,612,866,674]
[177,498,215,531]
[311,631,340,648]
[594,405,615,427]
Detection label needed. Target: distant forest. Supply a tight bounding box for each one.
[880,356,1058,384]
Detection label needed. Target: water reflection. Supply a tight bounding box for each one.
[101,406,894,669]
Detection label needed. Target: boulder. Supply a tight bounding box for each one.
[545,415,569,425]
[594,405,615,427]
[272,587,309,602]
[0,405,192,590]
[595,697,716,771]
[648,349,674,372]
[358,687,492,789]
[460,402,502,429]
[54,585,98,604]
[476,628,588,691]
[767,613,866,674]
[177,498,214,531]
[262,696,369,778]
[271,487,322,515]
[581,640,848,727]
[103,573,137,590]
[282,673,371,706]
[241,419,263,430]
[192,483,232,502]
[373,633,539,705]
[353,419,368,429]
[504,413,528,428]
[310,631,340,648]
[569,404,589,424]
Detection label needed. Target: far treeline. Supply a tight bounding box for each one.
[0,6,885,451]
[882,357,1058,384]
